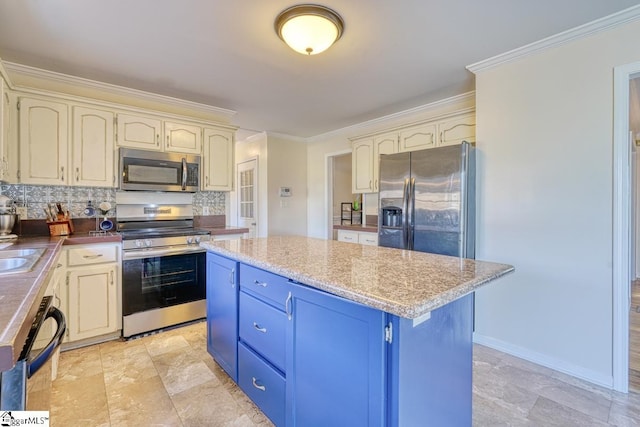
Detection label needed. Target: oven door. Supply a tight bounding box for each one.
[122,250,206,316]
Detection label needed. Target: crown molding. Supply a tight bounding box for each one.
[306,91,475,143]
[3,61,237,120]
[467,5,640,74]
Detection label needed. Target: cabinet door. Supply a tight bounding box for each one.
[18,97,68,185]
[66,264,118,342]
[399,122,437,152]
[337,229,358,244]
[286,283,386,427]
[372,132,398,192]
[116,113,161,150]
[203,127,234,191]
[206,252,239,381]
[358,232,378,246]
[164,121,201,154]
[352,139,374,193]
[72,106,115,187]
[0,78,6,181]
[438,114,475,147]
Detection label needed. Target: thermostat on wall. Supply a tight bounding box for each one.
[280,187,292,197]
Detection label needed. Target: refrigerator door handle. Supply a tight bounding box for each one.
[402,178,410,248]
[408,177,415,250]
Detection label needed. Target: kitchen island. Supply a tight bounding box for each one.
[202,236,513,426]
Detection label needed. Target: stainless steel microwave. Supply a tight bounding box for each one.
[119,148,200,192]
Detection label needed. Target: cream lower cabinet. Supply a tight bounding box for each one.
[203,127,234,191]
[62,243,121,343]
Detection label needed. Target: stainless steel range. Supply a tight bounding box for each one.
[116,192,210,338]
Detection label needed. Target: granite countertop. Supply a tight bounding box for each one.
[0,233,122,372]
[201,236,514,320]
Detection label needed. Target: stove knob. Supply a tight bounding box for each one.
[145,239,152,247]
[186,236,194,245]
[135,240,144,248]
[195,236,201,244]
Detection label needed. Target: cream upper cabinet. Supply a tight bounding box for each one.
[202,127,234,191]
[399,122,437,152]
[116,113,162,150]
[18,97,69,185]
[352,138,374,193]
[438,114,475,146]
[72,106,115,187]
[164,121,201,154]
[372,132,398,192]
[0,78,7,181]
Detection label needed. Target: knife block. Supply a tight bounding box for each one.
[47,219,74,236]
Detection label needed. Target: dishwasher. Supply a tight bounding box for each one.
[0,295,66,410]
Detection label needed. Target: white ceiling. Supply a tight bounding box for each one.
[0,1,639,138]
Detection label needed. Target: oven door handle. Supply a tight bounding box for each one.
[26,306,66,379]
[123,246,205,260]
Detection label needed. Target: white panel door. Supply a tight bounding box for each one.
[237,158,258,238]
[72,106,115,187]
[18,97,68,185]
[372,132,398,192]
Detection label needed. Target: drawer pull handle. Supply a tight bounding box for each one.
[252,377,266,392]
[285,291,292,321]
[83,254,104,259]
[254,280,267,287]
[229,268,235,287]
[253,322,267,333]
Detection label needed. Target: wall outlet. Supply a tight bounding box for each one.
[15,206,28,219]
[203,206,210,215]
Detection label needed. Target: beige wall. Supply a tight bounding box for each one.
[234,132,307,237]
[332,153,353,222]
[473,19,640,387]
[266,134,307,236]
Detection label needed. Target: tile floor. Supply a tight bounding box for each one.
[50,321,640,426]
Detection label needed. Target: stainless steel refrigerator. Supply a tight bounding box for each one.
[378,142,475,258]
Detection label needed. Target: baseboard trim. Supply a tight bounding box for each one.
[473,333,613,389]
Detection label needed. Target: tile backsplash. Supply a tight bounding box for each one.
[0,184,226,219]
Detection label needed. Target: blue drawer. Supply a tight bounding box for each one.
[239,291,286,372]
[240,263,291,310]
[238,342,285,427]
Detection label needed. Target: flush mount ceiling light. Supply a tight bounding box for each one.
[275,4,344,55]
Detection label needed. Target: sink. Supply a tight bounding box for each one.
[0,258,28,270]
[0,248,46,275]
[0,248,40,258]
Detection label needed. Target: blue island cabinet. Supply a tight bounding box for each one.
[206,252,239,381]
[205,254,475,426]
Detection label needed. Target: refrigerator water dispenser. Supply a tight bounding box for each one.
[382,207,402,228]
